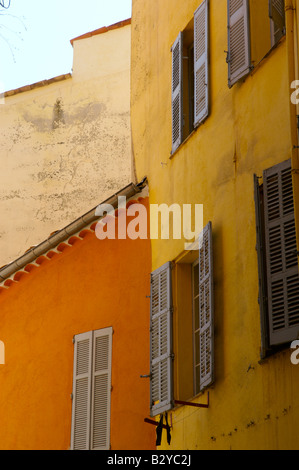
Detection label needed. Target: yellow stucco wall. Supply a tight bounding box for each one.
[0,22,132,267]
[131,0,299,450]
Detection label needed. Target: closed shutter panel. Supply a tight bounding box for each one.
[90,328,112,450]
[198,222,214,391]
[227,0,251,88]
[269,0,285,31]
[150,262,173,417]
[171,32,183,153]
[264,160,299,345]
[194,0,209,127]
[71,331,93,450]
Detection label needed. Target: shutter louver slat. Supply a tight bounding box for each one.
[264,160,299,345]
[71,332,92,450]
[73,378,89,449]
[194,0,209,127]
[92,374,109,448]
[288,275,299,326]
[198,222,214,391]
[230,0,243,16]
[227,0,251,87]
[91,329,112,450]
[150,262,173,417]
[171,33,183,153]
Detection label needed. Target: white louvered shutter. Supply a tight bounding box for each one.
[194,0,209,127]
[71,331,93,450]
[263,160,299,345]
[90,328,112,450]
[269,0,285,30]
[227,0,251,88]
[198,222,214,391]
[150,262,173,417]
[171,32,183,153]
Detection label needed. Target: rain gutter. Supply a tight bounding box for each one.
[0,179,147,283]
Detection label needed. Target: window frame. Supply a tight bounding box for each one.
[254,160,299,359]
[227,0,286,88]
[149,223,214,414]
[192,258,201,396]
[70,327,112,450]
[171,0,209,154]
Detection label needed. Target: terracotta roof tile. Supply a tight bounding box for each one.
[70,18,131,46]
[0,195,148,293]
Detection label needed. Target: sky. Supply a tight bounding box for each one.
[0,0,132,92]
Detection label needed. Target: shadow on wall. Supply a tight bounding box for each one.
[52,98,65,129]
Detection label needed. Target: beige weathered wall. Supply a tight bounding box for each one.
[0,22,132,267]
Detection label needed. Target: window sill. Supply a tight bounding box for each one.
[170,129,197,160]
[258,342,291,365]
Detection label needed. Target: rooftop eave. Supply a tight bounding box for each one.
[0,178,147,284]
[70,18,131,46]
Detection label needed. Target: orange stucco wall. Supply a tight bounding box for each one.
[0,197,155,450]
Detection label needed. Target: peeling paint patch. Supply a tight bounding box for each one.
[22,112,51,133]
[70,102,106,124]
[0,190,22,200]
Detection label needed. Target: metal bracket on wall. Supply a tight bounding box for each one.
[174,391,209,408]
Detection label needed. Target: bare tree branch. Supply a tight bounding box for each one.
[0,1,11,9]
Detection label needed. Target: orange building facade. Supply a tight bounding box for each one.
[0,183,155,450]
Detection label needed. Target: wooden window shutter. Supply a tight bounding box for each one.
[194,0,209,127]
[269,0,285,31]
[171,32,183,154]
[150,262,174,417]
[254,174,270,358]
[71,331,93,450]
[198,222,214,391]
[227,0,251,88]
[90,328,112,450]
[263,159,299,345]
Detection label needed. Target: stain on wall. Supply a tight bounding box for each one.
[0,23,132,267]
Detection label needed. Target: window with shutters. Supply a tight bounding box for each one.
[171,0,209,154]
[150,262,173,417]
[269,0,286,46]
[70,327,112,450]
[149,223,214,416]
[254,160,299,359]
[227,0,285,88]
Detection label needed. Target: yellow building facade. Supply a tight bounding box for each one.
[0,19,132,268]
[131,0,299,449]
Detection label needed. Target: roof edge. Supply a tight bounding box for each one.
[4,73,72,98]
[70,18,131,46]
[0,177,147,283]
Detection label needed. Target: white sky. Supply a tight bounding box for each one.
[0,0,132,92]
